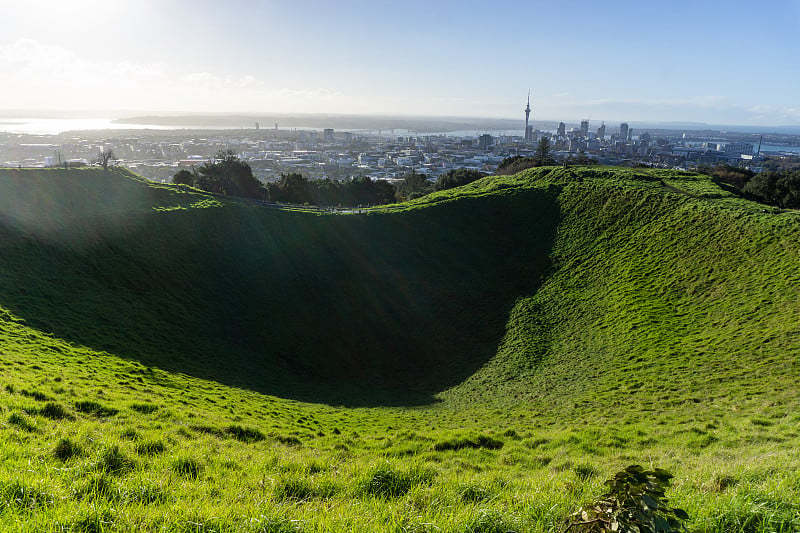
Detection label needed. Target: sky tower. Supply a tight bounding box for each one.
[524,89,532,142]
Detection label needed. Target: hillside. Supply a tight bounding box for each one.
[1,166,799,532]
[0,167,559,405]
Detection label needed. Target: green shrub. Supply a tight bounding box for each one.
[563,465,688,533]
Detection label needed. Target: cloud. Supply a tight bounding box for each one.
[0,39,346,113]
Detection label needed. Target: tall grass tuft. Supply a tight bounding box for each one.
[75,400,119,417]
[135,440,167,456]
[7,412,37,432]
[39,401,75,420]
[129,402,159,414]
[0,481,54,510]
[98,445,136,475]
[359,463,436,498]
[225,424,266,443]
[433,435,504,452]
[460,509,520,533]
[173,457,203,480]
[54,437,83,461]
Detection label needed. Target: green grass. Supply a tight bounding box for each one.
[0,166,799,531]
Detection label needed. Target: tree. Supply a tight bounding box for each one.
[96,147,115,171]
[434,168,486,191]
[706,163,754,190]
[742,170,800,209]
[533,137,556,166]
[172,169,195,186]
[396,170,432,200]
[195,150,266,199]
[269,172,312,204]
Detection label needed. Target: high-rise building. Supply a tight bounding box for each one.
[580,120,590,138]
[597,122,606,140]
[323,128,334,142]
[557,122,566,137]
[524,90,532,141]
[620,122,629,142]
[478,134,494,149]
[723,142,754,159]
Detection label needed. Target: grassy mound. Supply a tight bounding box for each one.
[1,166,799,532]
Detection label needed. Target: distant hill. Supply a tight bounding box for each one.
[0,165,798,411]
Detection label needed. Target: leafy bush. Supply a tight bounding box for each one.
[563,465,688,533]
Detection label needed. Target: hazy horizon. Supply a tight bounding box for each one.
[3,110,800,136]
[4,0,800,127]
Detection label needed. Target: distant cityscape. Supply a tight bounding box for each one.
[3,102,800,184]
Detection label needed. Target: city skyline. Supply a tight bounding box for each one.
[3,0,800,127]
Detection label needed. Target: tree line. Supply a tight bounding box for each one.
[704,163,800,209]
[172,151,488,206]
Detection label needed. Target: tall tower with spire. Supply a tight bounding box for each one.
[524,89,532,142]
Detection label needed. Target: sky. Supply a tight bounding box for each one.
[2,0,800,126]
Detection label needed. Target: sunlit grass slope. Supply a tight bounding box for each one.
[1,166,799,532]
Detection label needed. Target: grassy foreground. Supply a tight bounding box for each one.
[0,167,799,532]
